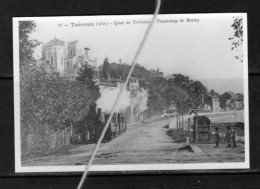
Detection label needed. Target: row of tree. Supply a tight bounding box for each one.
[142,74,207,116]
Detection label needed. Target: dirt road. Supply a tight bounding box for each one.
[22,116,245,166]
[23,118,178,166]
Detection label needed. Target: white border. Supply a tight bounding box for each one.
[13,13,249,173]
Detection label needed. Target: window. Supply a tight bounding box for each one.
[51,57,53,65]
[71,50,73,55]
[61,57,63,65]
[67,61,69,68]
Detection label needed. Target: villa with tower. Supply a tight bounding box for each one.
[38,37,99,82]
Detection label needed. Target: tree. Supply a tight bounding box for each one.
[20,66,100,135]
[19,21,41,136]
[147,77,168,113]
[229,16,243,62]
[139,79,149,90]
[76,63,101,133]
[237,93,244,108]
[166,79,190,115]
[101,57,110,81]
[219,92,232,110]
[209,89,219,97]
[76,63,99,91]
[171,74,207,111]
[172,74,192,90]
[146,73,208,115]
[19,21,41,68]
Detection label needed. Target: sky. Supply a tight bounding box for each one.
[29,14,246,94]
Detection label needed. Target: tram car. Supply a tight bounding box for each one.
[193,116,212,142]
[98,108,127,142]
[70,108,127,144]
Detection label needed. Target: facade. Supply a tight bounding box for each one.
[40,38,66,75]
[63,40,84,79]
[204,94,220,112]
[128,77,140,90]
[212,96,220,112]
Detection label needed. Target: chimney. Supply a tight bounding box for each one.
[119,59,122,64]
[157,69,159,72]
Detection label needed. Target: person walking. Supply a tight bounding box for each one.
[225,126,232,148]
[214,127,220,148]
[231,129,237,148]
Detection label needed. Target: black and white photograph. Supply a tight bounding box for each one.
[13,13,249,173]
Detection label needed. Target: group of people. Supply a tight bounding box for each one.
[214,126,237,148]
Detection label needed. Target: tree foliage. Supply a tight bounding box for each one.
[76,63,99,91]
[19,21,41,67]
[100,60,152,81]
[209,89,219,97]
[76,63,101,132]
[146,74,208,115]
[101,57,110,81]
[147,77,168,113]
[171,74,207,111]
[21,66,99,135]
[165,79,189,115]
[19,21,100,136]
[229,16,243,62]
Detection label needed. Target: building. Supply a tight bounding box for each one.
[204,94,220,112]
[39,37,99,82]
[150,69,163,78]
[63,40,84,79]
[98,79,123,93]
[128,77,140,90]
[222,91,243,110]
[40,37,66,75]
[212,96,220,112]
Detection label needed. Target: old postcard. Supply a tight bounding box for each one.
[13,13,249,173]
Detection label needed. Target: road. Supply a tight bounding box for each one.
[23,118,179,166]
[22,112,245,167]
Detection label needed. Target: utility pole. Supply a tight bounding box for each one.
[182,115,184,133]
[195,110,198,144]
[194,83,199,144]
[188,117,190,139]
[196,83,199,144]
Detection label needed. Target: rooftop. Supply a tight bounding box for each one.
[45,37,65,46]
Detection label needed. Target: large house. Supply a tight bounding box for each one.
[39,37,99,82]
[150,69,163,78]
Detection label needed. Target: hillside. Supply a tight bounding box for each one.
[102,62,153,81]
